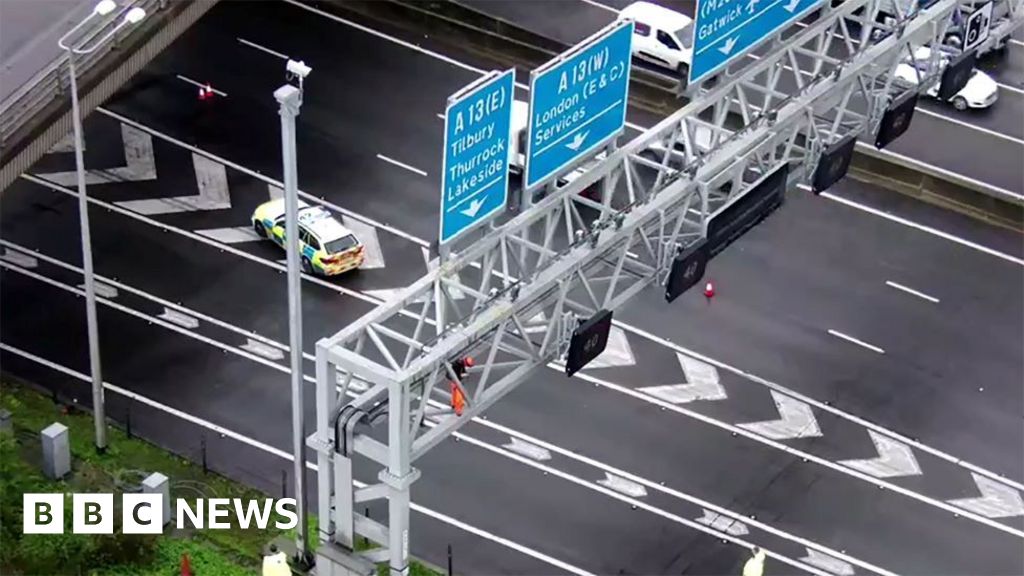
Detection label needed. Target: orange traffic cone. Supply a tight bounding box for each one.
[180,553,192,576]
[450,382,465,416]
[704,281,715,298]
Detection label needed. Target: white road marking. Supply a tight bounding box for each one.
[118,154,232,215]
[585,325,635,368]
[502,437,552,461]
[819,190,1024,266]
[241,338,285,360]
[639,353,727,403]
[695,509,749,536]
[1012,38,1024,48]
[49,131,83,153]
[0,343,595,576]
[237,37,290,60]
[578,0,619,13]
[584,315,1024,495]
[376,153,428,177]
[949,474,1024,519]
[0,247,900,576]
[97,107,424,247]
[436,113,445,120]
[801,549,856,576]
[159,307,200,329]
[827,329,885,354]
[197,226,262,244]
[1,248,38,269]
[77,281,118,299]
[362,288,429,304]
[840,430,922,479]
[38,124,156,186]
[915,106,1024,146]
[597,472,648,498]
[738,391,822,440]
[998,83,1024,96]
[175,74,228,97]
[341,216,385,269]
[568,369,1024,538]
[885,280,940,303]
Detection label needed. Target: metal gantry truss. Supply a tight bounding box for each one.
[309,0,960,573]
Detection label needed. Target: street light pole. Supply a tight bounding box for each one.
[275,80,310,564]
[58,0,146,453]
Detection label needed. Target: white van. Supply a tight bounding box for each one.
[618,1,695,77]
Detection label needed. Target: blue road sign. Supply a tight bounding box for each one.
[440,69,515,245]
[690,0,826,84]
[525,20,633,190]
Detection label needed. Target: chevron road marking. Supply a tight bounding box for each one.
[639,353,727,403]
[341,216,385,269]
[695,509,749,536]
[241,338,285,361]
[117,154,230,215]
[596,473,647,498]
[159,307,200,329]
[0,249,38,269]
[77,281,118,299]
[948,473,1024,519]
[801,549,855,575]
[502,437,552,461]
[840,430,921,479]
[49,131,83,153]
[39,124,156,186]
[738,391,822,440]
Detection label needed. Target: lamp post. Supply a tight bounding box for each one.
[58,0,147,452]
[275,58,312,565]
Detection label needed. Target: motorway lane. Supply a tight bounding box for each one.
[978,41,1024,90]
[476,369,1024,575]
[616,178,1024,483]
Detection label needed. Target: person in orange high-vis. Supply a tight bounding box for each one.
[449,356,474,416]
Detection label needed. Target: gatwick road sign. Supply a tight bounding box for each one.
[690,0,826,84]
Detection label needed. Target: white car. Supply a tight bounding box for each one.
[618,1,694,77]
[894,47,998,110]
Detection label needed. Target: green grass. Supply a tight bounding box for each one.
[1,381,442,576]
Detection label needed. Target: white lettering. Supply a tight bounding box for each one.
[175,499,203,530]
[274,499,299,530]
[233,499,274,530]
[207,498,231,529]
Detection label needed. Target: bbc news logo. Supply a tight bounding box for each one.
[23,494,298,534]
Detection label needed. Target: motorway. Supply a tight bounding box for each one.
[2,1,1023,575]
[460,0,1024,195]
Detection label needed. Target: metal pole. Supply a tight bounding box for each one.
[275,83,310,564]
[67,49,107,453]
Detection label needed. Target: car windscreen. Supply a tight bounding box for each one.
[676,24,694,50]
[325,234,359,254]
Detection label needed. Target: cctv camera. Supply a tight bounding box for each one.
[286,59,312,79]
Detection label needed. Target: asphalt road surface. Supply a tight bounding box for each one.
[2,1,1022,574]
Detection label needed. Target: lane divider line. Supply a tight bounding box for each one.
[827,329,886,354]
[885,280,940,303]
[237,37,290,60]
[376,154,428,177]
[175,74,228,97]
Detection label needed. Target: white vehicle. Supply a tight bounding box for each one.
[618,1,694,77]
[894,47,998,110]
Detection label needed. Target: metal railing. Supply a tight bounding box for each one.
[0,0,163,159]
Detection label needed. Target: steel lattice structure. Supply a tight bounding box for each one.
[308,0,968,573]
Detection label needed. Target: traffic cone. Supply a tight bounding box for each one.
[180,553,193,576]
[450,382,465,416]
[704,281,715,298]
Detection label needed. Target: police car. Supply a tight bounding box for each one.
[251,198,365,276]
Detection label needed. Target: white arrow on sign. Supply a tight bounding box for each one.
[502,437,552,461]
[718,36,739,55]
[738,391,821,440]
[39,124,156,186]
[695,509,748,535]
[784,0,802,13]
[117,154,230,215]
[565,130,589,151]
[840,430,921,478]
[461,197,486,218]
[800,549,855,576]
[948,474,1024,519]
[639,353,727,404]
[597,473,647,498]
